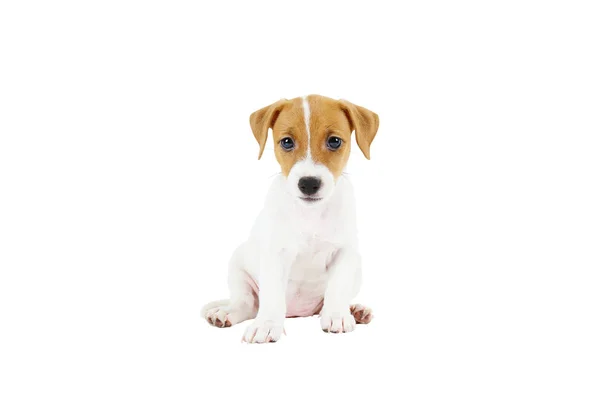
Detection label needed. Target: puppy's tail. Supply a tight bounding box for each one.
[201,299,229,318]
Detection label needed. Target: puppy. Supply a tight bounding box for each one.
[202,95,379,343]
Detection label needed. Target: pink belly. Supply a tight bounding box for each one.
[285,291,324,317]
[246,274,325,317]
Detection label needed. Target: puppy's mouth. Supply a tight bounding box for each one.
[299,196,322,203]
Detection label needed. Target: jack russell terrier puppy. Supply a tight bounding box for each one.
[202,94,379,343]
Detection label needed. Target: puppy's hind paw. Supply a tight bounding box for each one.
[350,304,373,324]
[205,307,233,328]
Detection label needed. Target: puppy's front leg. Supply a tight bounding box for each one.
[242,250,293,344]
[321,248,361,333]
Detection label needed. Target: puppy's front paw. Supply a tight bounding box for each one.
[242,319,284,344]
[320,310,356,333]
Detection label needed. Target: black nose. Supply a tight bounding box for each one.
[298,176,322,196]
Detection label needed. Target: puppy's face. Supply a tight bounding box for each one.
[250,95,379,205]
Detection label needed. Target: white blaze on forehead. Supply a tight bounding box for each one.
[302,96,311,160]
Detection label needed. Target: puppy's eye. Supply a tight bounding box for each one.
[280,137,295,151]
[326,136,343,150]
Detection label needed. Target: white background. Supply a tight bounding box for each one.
[1,1,599,399]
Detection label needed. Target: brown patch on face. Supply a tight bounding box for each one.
[271,98,308,176]
[249,95,379,177]
[305,95,353,178]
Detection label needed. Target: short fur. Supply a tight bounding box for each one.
[202,94,379,343]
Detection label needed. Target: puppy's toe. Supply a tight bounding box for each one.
[205,307,232,328]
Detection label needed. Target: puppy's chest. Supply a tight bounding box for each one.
[283,208,346,277]
[291,218,340,273]
[283,208,349,317]
[294,212,342,249]
[286,234,335,318]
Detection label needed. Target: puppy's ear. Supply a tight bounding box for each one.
[339,100,380,160]
[249,100,288,160]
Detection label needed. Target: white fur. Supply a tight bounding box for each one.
[302,96,311,160]
[203,173,362,343]
[290,97,334,203]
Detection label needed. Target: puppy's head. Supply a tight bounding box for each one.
[250,95,379,205]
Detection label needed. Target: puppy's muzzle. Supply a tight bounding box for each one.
[298,176,321,196]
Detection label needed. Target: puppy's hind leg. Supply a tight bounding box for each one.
[202,244,258,328]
